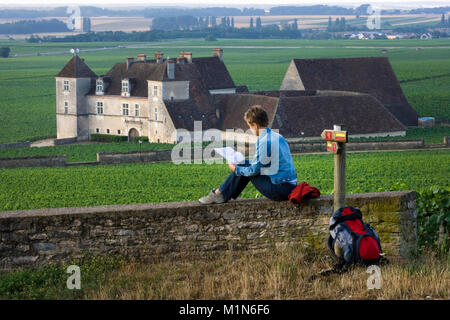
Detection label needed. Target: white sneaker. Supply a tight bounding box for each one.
[198,189,226,204]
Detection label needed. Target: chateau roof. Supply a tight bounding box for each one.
[55,55,97,78]
[288,57,418,126]
[87,56,235,98]
[270,93,406,138]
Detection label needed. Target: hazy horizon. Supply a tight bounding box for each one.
[1,1,450,10]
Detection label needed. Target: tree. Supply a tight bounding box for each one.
[0,46,10,58]
[328,16,332,30]
[250,17,254,28]
[340,17,346,30]
[441,13,446,26]
[256,17,262,30]
[205,34,216,41]
[226,16,230,27]
[292,18,298,31]
[211,16,216,27]
[231,17,234,28]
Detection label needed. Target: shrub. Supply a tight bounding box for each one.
[0,47,10,58]
[90,134,127,143]
[416,186,450,255]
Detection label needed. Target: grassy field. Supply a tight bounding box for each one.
[0,149,448,212]
[0,245,448,300]
[1,38,450,144]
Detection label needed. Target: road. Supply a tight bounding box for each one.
[11,42,450,58]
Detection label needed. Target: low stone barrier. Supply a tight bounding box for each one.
[0,191,417,270]
[54,137,78,146]
[0,155,66,168]
[0,141,30,149]
[288,139,424,153]
[97,149,173,164]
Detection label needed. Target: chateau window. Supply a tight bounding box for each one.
[63,80,69,91]
[135,104,139,117]
[106,129,110,134]
[153,85,158,96]
[96,101,104,114]
[122,103,129,116]
[96,80,103,92]
[122,80,129,94]
[154,107,158,121]
[64,101,68,114]
[118,130,121,134]
[96,128,100,133]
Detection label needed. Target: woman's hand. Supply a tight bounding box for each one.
[228,162,236,172]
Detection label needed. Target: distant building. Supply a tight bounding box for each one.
[280,57,418,126]
[55,51,410,144]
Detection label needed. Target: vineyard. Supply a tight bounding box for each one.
[0,149,448,212]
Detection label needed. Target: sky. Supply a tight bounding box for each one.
[0,0,449,10]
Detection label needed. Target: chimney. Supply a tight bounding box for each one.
[126,56,134,69]
[183,51,192,63]
[213,48,223,61]
[155,51,164,64]
[167,59,175,79]
[176,57,186,64]
[137,53,146,61]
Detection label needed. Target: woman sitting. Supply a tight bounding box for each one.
[199,105,297,204]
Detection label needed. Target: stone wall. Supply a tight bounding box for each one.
[0,191,417,270]
[289,139,424,153]
[97,149,173,164]
[0,141,30,149]
[0,155,66,168]
[54,137,78,146]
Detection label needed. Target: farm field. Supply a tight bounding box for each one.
[0,38,450,146]
[0,149,448,212]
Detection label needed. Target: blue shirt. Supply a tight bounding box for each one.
[235,128,297,185]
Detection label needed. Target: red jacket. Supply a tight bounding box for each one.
[288,182,321,204]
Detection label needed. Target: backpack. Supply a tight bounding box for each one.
[328,206,382,266]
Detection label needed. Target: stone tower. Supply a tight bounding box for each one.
[55,54,97,140]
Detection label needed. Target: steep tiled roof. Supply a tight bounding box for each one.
[85,55,235,97]
[55,55,97,78]
[213,94,279,131]
[192,56,235,90]
[289,57,418,126]
[270,93,406,138]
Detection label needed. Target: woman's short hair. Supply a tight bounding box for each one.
[244,105,269,127]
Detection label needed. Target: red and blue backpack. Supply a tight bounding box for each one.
[328,206,383,265]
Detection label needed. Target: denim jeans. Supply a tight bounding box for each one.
[218,168,296,202]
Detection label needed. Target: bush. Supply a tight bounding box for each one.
[205,34,216,41]
[90,134,127,143]
[0,46,10,58]
[416,186,450,255]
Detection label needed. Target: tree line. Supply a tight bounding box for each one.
[2,5,450,19]
[0,19,69,34]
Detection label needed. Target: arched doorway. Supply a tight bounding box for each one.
[128,128,139,142]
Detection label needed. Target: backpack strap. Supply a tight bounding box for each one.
[329,211,362,230]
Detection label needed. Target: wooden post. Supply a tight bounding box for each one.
[333,124,346,212]
[321,125,348,212]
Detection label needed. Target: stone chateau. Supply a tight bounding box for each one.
[55,49,417,143]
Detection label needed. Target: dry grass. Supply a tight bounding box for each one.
[84,246,449,300]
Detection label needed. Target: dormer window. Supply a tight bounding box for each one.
[121,79,130,97]
[96,79,104,94]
